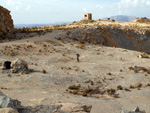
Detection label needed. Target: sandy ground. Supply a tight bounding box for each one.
[0,30,150,113]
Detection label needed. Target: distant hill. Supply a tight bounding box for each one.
[104,15,137,22]
[14,22,72,28]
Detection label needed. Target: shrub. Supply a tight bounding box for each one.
[128,66,133,70]
[68,84,80,90]
[107,88,116,95]
[117,85,123,90]
[24,71,29,74]
[113,94,119,98]
[82,92,87,97]
[42,69,46,74]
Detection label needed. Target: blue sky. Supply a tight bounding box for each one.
[0,0,150,24]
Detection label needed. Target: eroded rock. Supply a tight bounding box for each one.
[0,5,14,33]
[19,103,92,113]
[121,107,146,113]
[0,91,21,110]
[10,59,28,74]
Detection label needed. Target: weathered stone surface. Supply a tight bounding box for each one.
[121,110,146,113]
[58,103,92,113]
[11,59,28,73]
[0,91,21,110]
[0,5,14,33]
[19,103,92,113]
[67,26,150,53]
[0,108,18,113]
[138,53,150,58]
[121,107,146,113]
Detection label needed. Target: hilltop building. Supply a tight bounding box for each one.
[84,13,92,20]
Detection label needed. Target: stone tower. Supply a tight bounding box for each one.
[84,13,92,20]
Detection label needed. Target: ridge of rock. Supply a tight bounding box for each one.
[0,5,14,34]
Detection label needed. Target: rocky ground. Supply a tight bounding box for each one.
[0,29,150,113]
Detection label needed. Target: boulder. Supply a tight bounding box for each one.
[11,59,28,73]
[121,110,146,113]
[0,108,18,113]
[0,91,21,110]
[121,107,146,113]
[138,53,150,58]
[3,61,11,69]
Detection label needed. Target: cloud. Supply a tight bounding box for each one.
[116,0,150,8]
[83,8,87,12]
[96,0,150,9]
[6,0,32,11]
[6,0,22,10]
[96,5,104,9]
[25,6,31,11]
[95,0,150,17]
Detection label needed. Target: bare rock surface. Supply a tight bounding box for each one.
[0,91,21,109]
[121,106,146,113]
[0,27,149,113]
[0,5,14,33]
[67,26,150,53]
[19,103,92,113]
[10,59,29,74]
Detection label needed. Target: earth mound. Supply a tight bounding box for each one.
[131,17,150,23]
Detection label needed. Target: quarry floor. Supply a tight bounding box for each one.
[0,30,150,113]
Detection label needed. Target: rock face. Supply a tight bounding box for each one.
[0,91,21,110]
[68,26,150,53]
[19,103,92,113]
[0,5,14,33]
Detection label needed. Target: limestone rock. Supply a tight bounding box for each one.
[67,26,150,53]
[0,91,21,110]
[134,106,140,112]
[11,59,28,73]
[0,108,18,113]
[0,5,14,33]
[138,53,150,58]
[19,103,92,113]
[53,102,92,113]
[121,107,146,113]
[121,110,146,113]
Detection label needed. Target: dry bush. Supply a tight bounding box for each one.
[107,88,116,95]
[68,84,80,90]
[117,85,123,90]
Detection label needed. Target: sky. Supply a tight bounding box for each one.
[0,0,150,24]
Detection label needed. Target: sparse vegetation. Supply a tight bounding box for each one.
[68,84,80,90]
[107,88,116,95]
[117,85,123,90]
[24,71,30,74]
[42,69,46,74]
